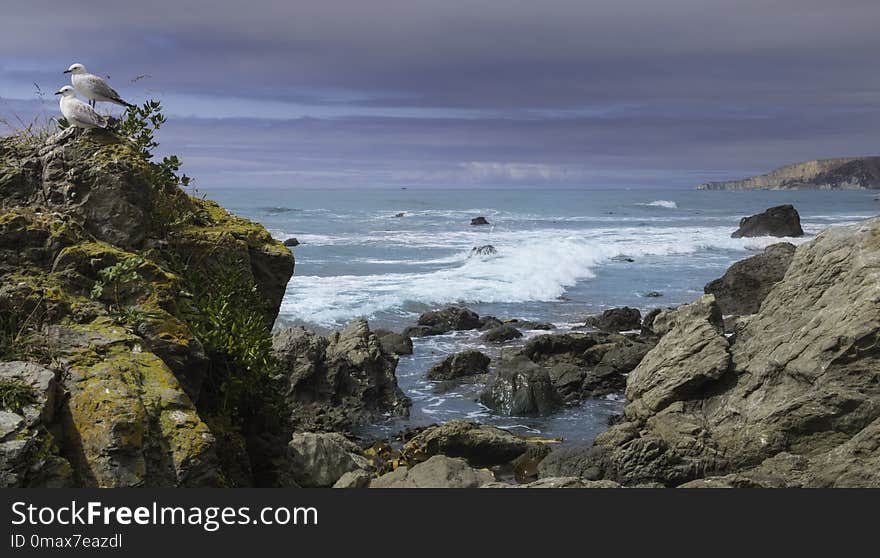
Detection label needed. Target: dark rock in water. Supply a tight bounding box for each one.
[427,350,491,380]
[642,291,663,298]
[394,212,405,218]
[283,237,300,247]
[640,308,664,337]
[417,306,482,333]
[402,420,530,467]
[731,204,804,238]
[402,325,445,337]
[480,356,563,416]
[537,446,610,481]
[480,325,523,344]
[612,255,635,263]
[504,319,554,331]
[470,216,490,226]
[585,307,642,332]
[470,244,497,256]
[273,319,411,431]
[704,242,796,315]
[373,329,414,355]
[478,316,504,330]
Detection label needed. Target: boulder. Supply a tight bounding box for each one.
[402,420,530,467]
[478,316,504,330]
[480,325,523,344]
[704,242,796,315]
[480,356,563,416]
[371,455,494,488]
[427,350,491,380]
[283,237,300,247]
[273,319,411,431]
[286,432,368,488]
[504,319,554,331]
[512,444,552,483]
[470,216,490,226]
[731,204,804,238]
[585,307,642,332]
[537,446,611,481]
[417,306,482,333]
[482,477,621,488]
[332,469,372,488]
[373,329,414,356]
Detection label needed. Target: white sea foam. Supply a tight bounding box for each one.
[280,224,810,326]
[637,200,678,209]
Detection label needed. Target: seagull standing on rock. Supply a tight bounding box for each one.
[64,63,134,109]
[55,86,107,129]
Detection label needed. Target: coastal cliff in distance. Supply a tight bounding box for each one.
[697,156,880,190]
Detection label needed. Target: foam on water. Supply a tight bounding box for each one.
[637,200,678,208]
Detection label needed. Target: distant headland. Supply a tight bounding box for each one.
[697,156,880,190]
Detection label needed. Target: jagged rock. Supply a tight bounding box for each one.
[283,237,300,247]
[416,306,481,333]
[285,432,368,488]
[482,477,621,488]
[0,362,72,488]
[427,350,490,380]
[512,444,552,483]
[470,245,497,256]
[402,420,530,467]
[480,356,563,416]
[704,242,796,315]
[537,446,611,481]
[273,319,411,431]
[478,316,504,330]
[640,308,663,336]
[585,307,642,332]
[371,455,494,488]
[731,204,804,238]
[480,325,523,344]
[592,219,880,487]
[470,216,490,226]
[373,329,414,356]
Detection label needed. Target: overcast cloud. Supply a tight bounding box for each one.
[2,0,879,188]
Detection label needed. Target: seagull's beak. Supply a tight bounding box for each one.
[63,69,71,74]
[54,90,62,95]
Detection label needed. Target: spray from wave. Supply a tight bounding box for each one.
[637,200,678,209]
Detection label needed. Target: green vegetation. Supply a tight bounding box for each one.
[0,378,37,413]
[90,255,147,312]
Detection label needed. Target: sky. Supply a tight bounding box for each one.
[2,0,879,189]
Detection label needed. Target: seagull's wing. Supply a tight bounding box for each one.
[67,99,106,128]
[82,74,124,101]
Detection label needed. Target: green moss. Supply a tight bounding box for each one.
[0,378,37,413]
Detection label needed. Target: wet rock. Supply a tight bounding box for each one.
[470,216,490,226]
[427,350,491,380]
[504,319,554,331]
[480,325,523,344]
[394,212,405,218]
[371,455,494,488]
[283,237,300,247]
[704,242,796,315]
[373,329,414,356]
[640,308,663,337]
[470,245,497,256]
[585,307,642,332]
[512,443,552,483]
[731,204,804,238]
[642,291,663,298]
[416,306,481,333]
[480,356,563,416]
[273,319,411,431]
[478,316,504,330]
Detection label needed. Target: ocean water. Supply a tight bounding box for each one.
[205,187,879,443]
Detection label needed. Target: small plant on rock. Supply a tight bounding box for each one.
[0,379,37,413]
[90,256,147,312]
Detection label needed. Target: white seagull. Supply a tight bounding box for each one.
[55,86,107,129]
[64,63,134,109]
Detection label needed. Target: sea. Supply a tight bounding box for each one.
[204,187,879,444]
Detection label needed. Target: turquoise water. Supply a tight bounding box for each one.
[205,186,879,442]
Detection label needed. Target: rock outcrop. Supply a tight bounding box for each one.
[401,420,530,467]
[704,242,796,315]
[697,156,880,190]
[273,319,411,432]
[405,306,482,337]
[373,329,414,355]
[585,307,642,332]
[731,205,804,238]
[284,432,369,487]
[578,218,880,487]
[371,455,494,488]
[480,325,523,344]
[0,128,294,487]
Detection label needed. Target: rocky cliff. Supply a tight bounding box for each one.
[697,156,880,190]
[0,128,295,487]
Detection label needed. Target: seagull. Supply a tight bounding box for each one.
[64,63,134,109]
[55,86,107,129]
